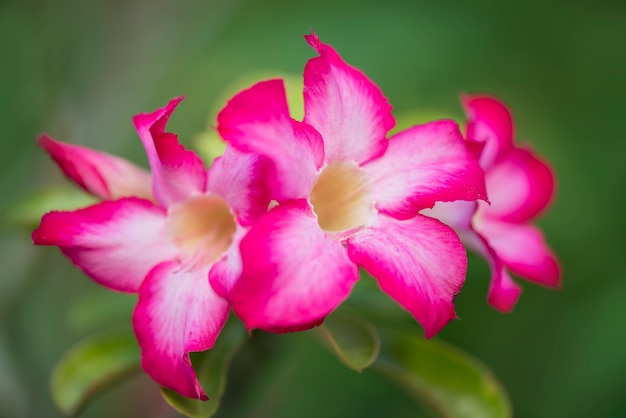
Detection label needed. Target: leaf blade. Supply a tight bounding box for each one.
[51,331,141,417]
[374,331,511,418]
[316,312,380,372]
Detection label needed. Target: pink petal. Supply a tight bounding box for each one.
[461,94,514,169]
[347,214,467,338]
[38,135,153,200]
[363,120,487,219]
[32,198,178,292]
[207,145,271,226]
[481,147,555,223]
[463,230,522,312]
[476,219,561,287]
[208,224,247,299]
[217,79,324,201]
[133,98,207,207]
[230,200,359,332]
[303,32,394,165]
[488,268,522,313]
[133,261,230,400]
[420,200,478,231]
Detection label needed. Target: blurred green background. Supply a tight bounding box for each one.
[1,0,625,417]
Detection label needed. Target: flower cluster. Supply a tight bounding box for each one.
[33,32,559,400]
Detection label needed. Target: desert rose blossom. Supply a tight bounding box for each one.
[424,95,561,312]
[32,98,270,399]
[215,32,487,338]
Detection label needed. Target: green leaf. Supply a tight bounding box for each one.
[160,319,247,418]
[374,331,511,418]
[315,312,380,372]
[51,331,141,417]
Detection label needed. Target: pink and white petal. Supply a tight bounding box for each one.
[461,94,514,170]
[207,145,271,226]
[133,261,230,400]
[347,214,467,338]
[480,147,555,223]
[303,32,394,165]
[217,79,323,201]
[38,135,153,200]
[475,220,561,287]
[209,224,247,299]
[421,200,478,230]
[363,120,487,219]
[32,198,178,292]
[230,200,359,332]
[133,98,207,207]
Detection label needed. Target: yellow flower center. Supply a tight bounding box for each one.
[169,195,236,266]
[310,162,372,233]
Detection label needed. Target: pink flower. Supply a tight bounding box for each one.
[215,32,486,338]
[425,95,561,312]
[32,98,270,399]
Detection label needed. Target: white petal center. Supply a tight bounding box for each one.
[169,195,236,266]
[310,161,373,233]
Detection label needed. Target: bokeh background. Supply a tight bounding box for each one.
[1,0,625,417]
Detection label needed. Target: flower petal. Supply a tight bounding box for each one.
[475,220,561,287]
[217,79,323,201]
[133,261,230,400]
[462,230,522,312]
[480,147,555,223]
[38,135,153,200]
[32,198,178,292]
[363,120,487,219]
[208,224,247,299]
[347,214,466,338]
[303,32,394,165]
[230,200,359,332]
[133,98,207,207]
[420,200,477,230]
[461,94,514,169]
[488,268,522,313]
[207,145,271,226]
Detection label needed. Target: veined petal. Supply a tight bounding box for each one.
[476,219,561,287]
[217,79,323,201]
[230,200,359,332]
[38,135,152,200]
[347,214,466,338]
[32,198,178,292]
[363,120,487,219]
[133,261,230,400]
[461,94,514,169]
[133,98,207,207]
[480,147,555,223]
[303,32,394,165]
[207,145,271,226]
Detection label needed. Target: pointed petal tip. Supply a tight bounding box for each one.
[132,96,185,130]
[304,30,320,50]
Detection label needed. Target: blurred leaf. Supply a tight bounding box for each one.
[316,312,380,372]
[161,318,247,418]
[51,331,140,417]
[374,331,511,418]
[6,187,96,229]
